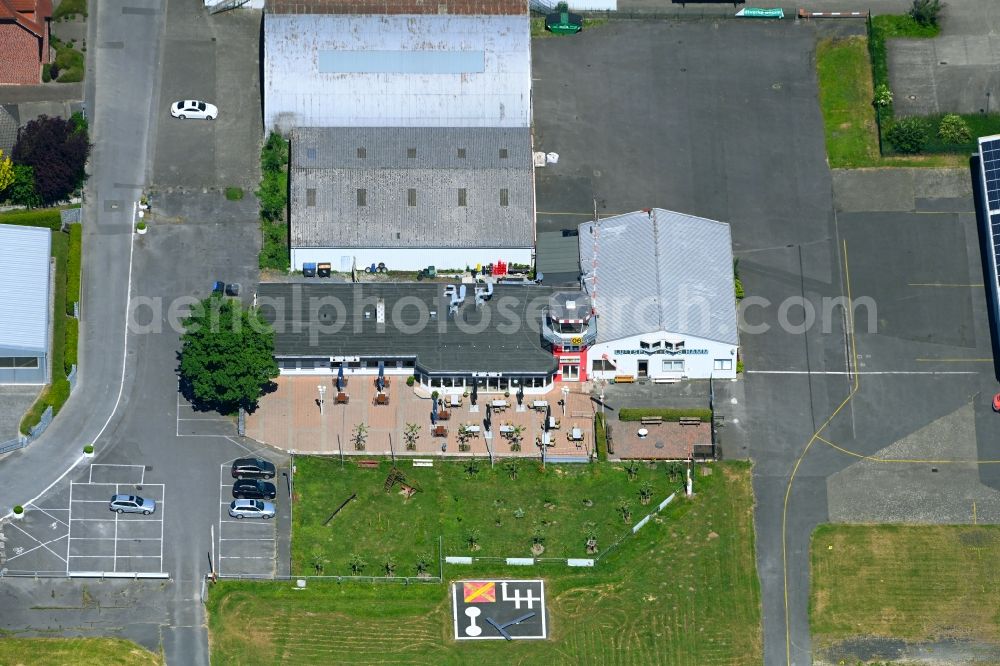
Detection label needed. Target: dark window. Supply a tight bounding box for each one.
[499,148,508,159]
[408,189,417,206]
[357,189,367,206]
[357,147,366,158]
[457,148,466,159]
[458,188,467,206]
[306,147,317,160]
[500,188,509,207]
[306,188,316,207]
[407,148,417,159]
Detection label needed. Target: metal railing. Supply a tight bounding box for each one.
[541,316,597,348]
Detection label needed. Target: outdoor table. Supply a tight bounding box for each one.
[499,425,515,435]
[375,393,389,405]
[547,416,560,430]
[438,410,451,421]
[464,424,481,434]
[433,425,448,437]
[637,428,649,439]
[570,427,583,441]
[491,399,509,410]
[541,432,552,447]
[532,400,548,410]
[335,392,349,404]
[449,395,462,407]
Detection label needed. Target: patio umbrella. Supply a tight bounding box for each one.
[377,361,385,393]
[484,404,492,432]
[336,364,344,392]
[431,398,438,425]
[470,381,478,406]
[516,384,524,406]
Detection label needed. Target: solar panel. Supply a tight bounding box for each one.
[981,138,1000,212]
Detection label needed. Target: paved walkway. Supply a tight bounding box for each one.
[0,84,83,104]
[247,377,598,459]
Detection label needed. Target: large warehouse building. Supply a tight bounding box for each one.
[289,126,535,271]
[0,224,51,384]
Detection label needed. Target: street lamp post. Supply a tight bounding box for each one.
[317,384,326,415]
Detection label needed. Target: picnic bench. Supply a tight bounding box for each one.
[374,393,389,405]
[613,375,634,384]
[412,459,434,467]
[679,417,702,426]
[357,459,380,469]
[432,425,448,437]
[640,416,663,425]
[438,410,451,421]
[335,392,349,404]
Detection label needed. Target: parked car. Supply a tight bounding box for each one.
[109,494,156,515]
[211,281,240,297]
[229,499,275,519]
[231,457,276,479]
[170,100,218,120]
[544,4,583,34]
[232,479,277,500]
[993,392,1000,412]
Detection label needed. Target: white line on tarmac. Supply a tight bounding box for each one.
[27,503,69,528]
[219,538,276,542]
[4,534,69,563]
[7,522,68,563]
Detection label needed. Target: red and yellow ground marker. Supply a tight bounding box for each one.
[463,581,496,603]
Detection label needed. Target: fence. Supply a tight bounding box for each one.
[67,364,78,391]
[0,435,28,456]
[865,12,887,157]
[214,573,442,584]
[28,406,53,440]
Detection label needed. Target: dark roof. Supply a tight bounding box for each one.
[257,282,558,375]
[266,0,527,15]
[289,127,534,249]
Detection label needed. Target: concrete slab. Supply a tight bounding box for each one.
[0,386,40,443]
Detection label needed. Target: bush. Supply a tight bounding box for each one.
[617,408,713,422]
[261,133,289,172]
[910,0,942,27]
[406,376,415,386]
[595,412,608,461]
[42,64,52,83]
[0,207,61,229]
[3,165,43,208]
[873,83,893,108]
[256,171,286,222]
[83,444,94,454]
[225,186,244,201]
[136,221,147,231]
[66,223,81,313]
[13,505,23,515]
[64,316,78,374]
[886,117,929,154]
[259,220,289,271]
[12,115,90,205]
[938,114,971,144]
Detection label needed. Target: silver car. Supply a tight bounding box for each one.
[109,494,156,515]
[229,499,275,519]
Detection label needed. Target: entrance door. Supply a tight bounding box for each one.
[561,362,580,381]
[637,360,648,378]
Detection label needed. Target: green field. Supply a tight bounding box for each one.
[816,37,963,168]
[0,638,160,665]
[811,525,1000,647]
[292,456,687,575]
[211,461,761,665]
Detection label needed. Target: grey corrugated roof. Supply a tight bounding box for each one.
[257,282,558,375]
[0,224,50,353]
[263,14,531,132]
[578,209,738,346]
[290,127,534,248]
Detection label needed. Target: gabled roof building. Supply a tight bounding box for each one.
[0,224,51,384]
[0,0,51,85]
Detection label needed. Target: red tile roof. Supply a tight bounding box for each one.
[266,0,526,15]
[0,0,50,38]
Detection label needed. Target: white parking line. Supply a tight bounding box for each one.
[66,482,73,573]
[219,537,276,541]
[113,510,118,572]
[27,503,69,528]
[88,464,146,485]
[4,532,68,563]
[219,556,273,560]
[70,554,162,559]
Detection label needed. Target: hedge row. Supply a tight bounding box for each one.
[64,316,78,375]
[617,408,712,422]
[0,208,62,230]
[66,222,81,313]
[594,411,608,461]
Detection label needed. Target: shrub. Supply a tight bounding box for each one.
[259,220,289,271]
[261,133,289,172]
[909,0,942,27]
[64,316,78,374]
[136,221,147,231]
[12,115,90,205]
[256,171,286,222]
[13,505,23,515]
[42,64,52,83]
[66,223,82,313]
[938,114,971,145]
[886,117,929,154]
[4,165,42,208]
[83,444,94,454]
[406,376,415,386]
[225,186,244,201]
[617,408,712,422]
[594,411,608,461]
[0,207,61,229]
[873,83,893,108]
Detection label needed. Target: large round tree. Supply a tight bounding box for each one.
[12,114,90,205]
[179,296,279,413]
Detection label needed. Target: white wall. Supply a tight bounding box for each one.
[291,247,534,273]
[589,331,737,381]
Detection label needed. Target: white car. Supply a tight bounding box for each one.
[170,100,218,120]
[229,499,275,519]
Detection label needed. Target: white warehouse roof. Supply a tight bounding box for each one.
[0,224,51,354]
[579,209,739,346]
[263,14,532,132]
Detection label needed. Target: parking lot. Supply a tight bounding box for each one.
[177,390,237,438]
[216,460,288,577]
[2,464,165,575]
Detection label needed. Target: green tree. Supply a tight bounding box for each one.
[873,83,894,108]
[909,0,942,27]
[179,296,279,412]
[886,117,929,154]
[0,149,13,192]
[938,114,971,145]
[4,165,41,207]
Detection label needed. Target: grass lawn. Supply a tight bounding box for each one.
[0,638,160,665]
[811,524,1000,647]
[292,456,687,575]
[211,461,761,665]
[816,37,964,168]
